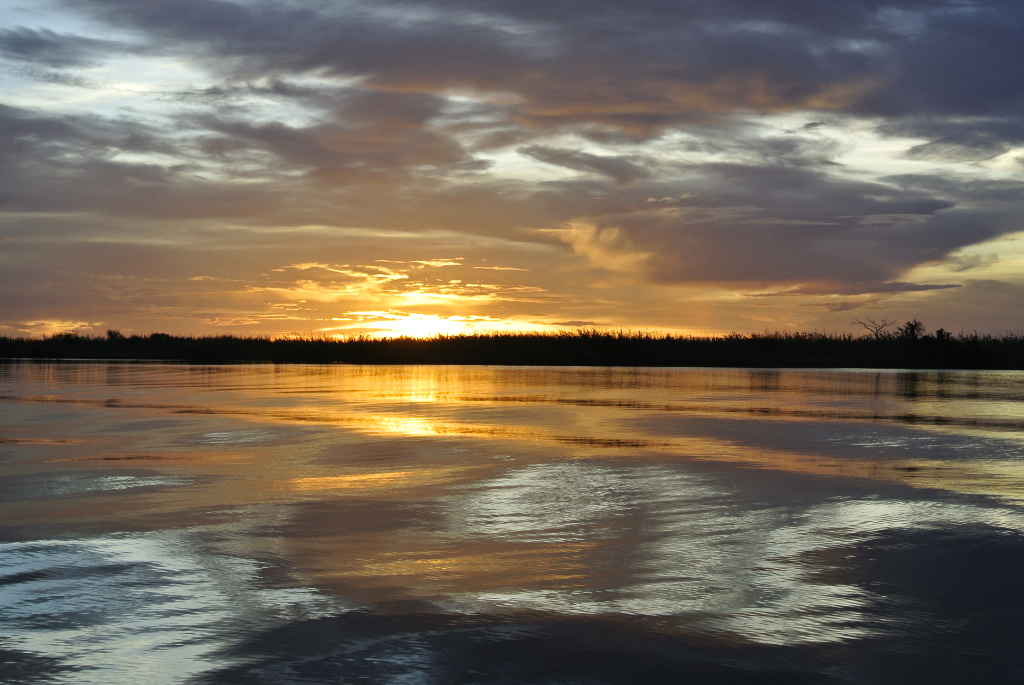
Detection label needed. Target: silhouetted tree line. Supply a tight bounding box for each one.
[2,322,1023,368]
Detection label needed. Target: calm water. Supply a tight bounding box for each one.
[2,362,1024,683]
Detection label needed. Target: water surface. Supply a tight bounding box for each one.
[2,363,1024,683]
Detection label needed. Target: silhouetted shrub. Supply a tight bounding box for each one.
[2,327,1023,368]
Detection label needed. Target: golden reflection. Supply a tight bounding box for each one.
[370,415,439,436]
[293,535,596,599]
[9,394,1024,505]
[662,440,1024,504]
[896,459,1024,502]
[349,546,589,582]
[9,361,1024,631]
[291,470,416,489]
[7,364,1024,525]
[1,437,81,445]
[289,465,478,492]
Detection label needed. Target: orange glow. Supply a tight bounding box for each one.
[359,313,482,338]
[371,415,440,436]
[322,312,556,339]
[289,465,478,492]
[290,470,417,490]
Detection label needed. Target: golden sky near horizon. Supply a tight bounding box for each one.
[2,1,1024,338]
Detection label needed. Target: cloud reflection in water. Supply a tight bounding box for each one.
[3,363,1024,681]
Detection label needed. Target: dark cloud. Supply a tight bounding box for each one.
[560,162,1016,293]
[879,117,1024,162]
[857,3,1024,118]
[0,101,556,238]
[0,93,1015,299]
[0,104,179,161]
[740,136,842,168]
[760,282,961,297]
[0,27,133,67]
[519,146,652,184]
[819,300,870,313]
[189,89,471,183]
[633,202,1011,292]
[10,66,95,88]
[69,0,1024,132]
[0,105,289,220]
[882,174,1024,205]
[906,137,1009,163]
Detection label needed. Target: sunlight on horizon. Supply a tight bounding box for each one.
[320,312,561,339]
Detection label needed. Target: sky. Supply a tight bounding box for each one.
[2,0,1023,339]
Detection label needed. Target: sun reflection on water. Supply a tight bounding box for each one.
[289,465,480,493]
[5,362,1024,668]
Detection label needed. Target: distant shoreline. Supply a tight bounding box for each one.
[3,330,1023,369]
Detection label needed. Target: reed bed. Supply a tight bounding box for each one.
[3,327,1023,368]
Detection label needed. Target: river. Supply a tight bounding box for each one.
[2,362,1023,683]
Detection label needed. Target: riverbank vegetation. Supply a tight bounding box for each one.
[2,322,1023,368]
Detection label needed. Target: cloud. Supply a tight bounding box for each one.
[0,104,291,220]
[758,282,961,296]
[554,222,652,274]
[0,320,103,336]
[519,146,652,184]
[551,320,603,327]
[882,173,1024,205]
[1,1,1023,334]
[880,117,1024,162]
[377,258,465,268]
[189,88,472,183]
[0,27,135,67]
[946,254,1000,273]
[555,162,1003,292]
[70,0,1024,131]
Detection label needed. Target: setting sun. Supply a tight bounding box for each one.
[322,312,557,339]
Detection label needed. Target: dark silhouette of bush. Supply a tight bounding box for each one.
[1,324,1023,368]
[898,319,925,341]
